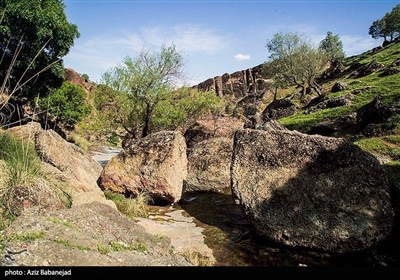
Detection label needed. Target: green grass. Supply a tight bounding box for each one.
[47,217,75,228]
[67,132,92,151]
[356,41,400,66]
[54,238,92,251]
[7,231,45,242]
[109,241,147,253]
[104,191,149,219]
[355,137,400,161]
[383,135,400,144]
[0,132,41,187]
[279,105,354,133]
[0,132,41,226]
[97,243,111,254]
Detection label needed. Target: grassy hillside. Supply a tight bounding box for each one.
[279,41,400,133]
[276,40,400,187]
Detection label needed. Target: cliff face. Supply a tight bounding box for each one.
[64,68,94,93]
[193,64,269,98]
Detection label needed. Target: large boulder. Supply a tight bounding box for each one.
[184,116,244,150]
[261,99,297,121]
[304,94,353,114]
[36,130,102,192]
[310,113,358,136]
[231,124,394,253]
[331,81,348,93]
[0,202,189,266]
[99,131,187,203]
[34,129,115,208]
[6,122,42,143]
[186,137,232,193]
[4,123,115,209]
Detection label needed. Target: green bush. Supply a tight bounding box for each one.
[38,82,90,126]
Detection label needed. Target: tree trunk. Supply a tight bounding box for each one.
[299,84,307,97]
[142,103,152,138]
[311,82,324,97]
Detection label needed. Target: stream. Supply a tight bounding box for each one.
[91,146,400,266]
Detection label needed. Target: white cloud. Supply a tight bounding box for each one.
[341,35,379,56]
[234,53,251,61]
[64,24,228,82]
[143,24,227,53]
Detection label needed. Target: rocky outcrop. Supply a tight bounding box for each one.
[99,131,187,203]
[331,81,348,92]
[35,130,101,191]
[186,137,232,193]
[231,124,394,253]
[1,202,189,266]
[64,68,94,92]
[261,99,297,121]
[357,96,400,136]
[184,116,244,150]
[310,113,358,136]
[194,64,267,98]
[350,60,385,78]
[304,94,353,114]
[380,66,400,76]
[379,57,400,76]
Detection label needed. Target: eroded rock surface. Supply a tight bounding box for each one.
[1,202,189,266]
[99,131,187,203]
[231,124,394,252]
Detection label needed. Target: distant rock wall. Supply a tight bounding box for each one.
[64,68,94,92]
[193,64,268,98]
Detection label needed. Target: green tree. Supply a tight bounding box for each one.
[0,0,79,101]
[81,74,89,81]
[38,82,90,126]
[386,4,400,39]
[369,4,400,42]
[319,31,345,63]
[91,83,224,140]
[102,44,184,138]
[152,87,225,132]
[369,19,387,41]
[264,32,329,97]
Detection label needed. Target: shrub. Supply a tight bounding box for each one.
[38,82,90,126]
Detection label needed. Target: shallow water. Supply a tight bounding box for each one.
[176,192,400,266]
[90,146,122,167]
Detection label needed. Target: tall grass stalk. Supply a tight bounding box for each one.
[0,132,40,187]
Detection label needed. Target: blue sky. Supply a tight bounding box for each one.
[63,0,399,86]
